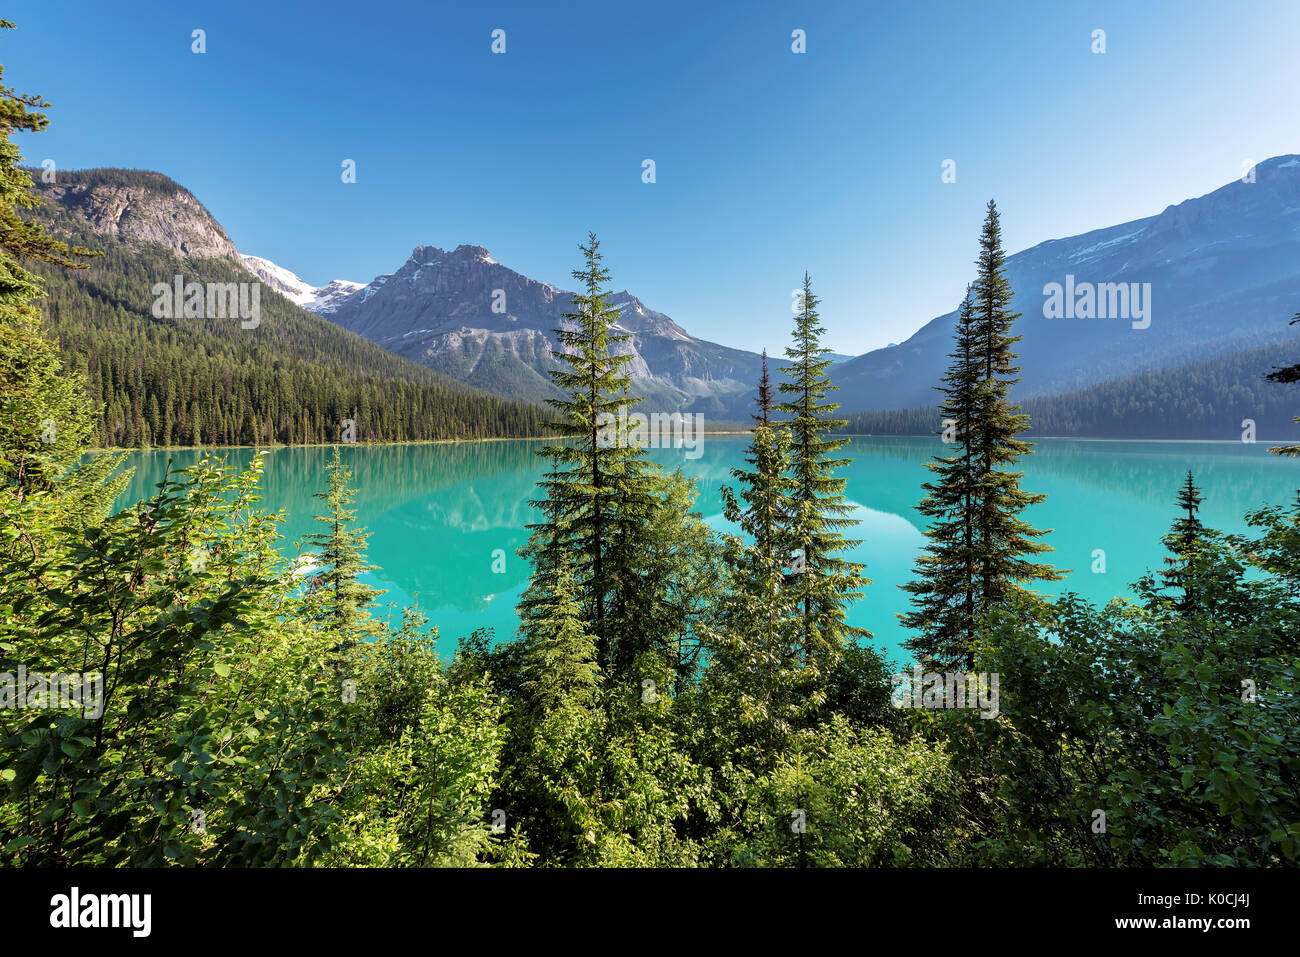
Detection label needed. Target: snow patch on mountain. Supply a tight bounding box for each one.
[308,279,366,315]
[240,255,317,305]
[240,254,364,314]
[1069,228,1144,262]
[359,275,391,304]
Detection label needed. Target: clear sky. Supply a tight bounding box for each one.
[6,0,1300,355]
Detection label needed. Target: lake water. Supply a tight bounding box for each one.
[112,437,1300,667]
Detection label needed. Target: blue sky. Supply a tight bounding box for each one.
[7,0,1300,355]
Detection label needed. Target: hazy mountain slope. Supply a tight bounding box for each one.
[835,155,1300,412]
[839,337,1300,442]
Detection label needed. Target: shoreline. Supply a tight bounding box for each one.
[91,431,1298,453]
[90,430,760,453]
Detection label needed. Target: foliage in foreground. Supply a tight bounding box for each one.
[1,30,1298,864]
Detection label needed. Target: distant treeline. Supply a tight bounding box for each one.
[838,339,1300,440]
[26,193,547,447]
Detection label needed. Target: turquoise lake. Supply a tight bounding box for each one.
[113,437,1300,667]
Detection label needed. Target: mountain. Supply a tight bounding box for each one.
[318,244,771,421]
[25,169,546,446]
[36,154,1300,445]
[307,155,1300,431]
[834,155,1300,412]
[240,254,364,316]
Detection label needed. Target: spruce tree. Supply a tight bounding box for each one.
[1161,470,1208,612]
[967,201,1061,619]
[0,27,125,521]
[776,273,868,672]
[732,350,790,557]
[755,349,774,427]
[901,287,983,667]
[524,233,660,678]
[903,204,1061,667]
[306,446,385,644]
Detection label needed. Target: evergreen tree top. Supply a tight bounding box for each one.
[545,232,641,435]
[1176,470,1204,515]
[973,200,1023,365]
[754,349,773,426]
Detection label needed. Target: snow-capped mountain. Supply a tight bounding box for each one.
[240,255,364,316]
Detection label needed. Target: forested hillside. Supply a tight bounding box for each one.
[839,338,1300,440]
[23,169,547,447]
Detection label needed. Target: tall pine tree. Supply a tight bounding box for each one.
[736,349,789,557]
[708,390,805,756]
[755,349,774,427]
[967,202,1061,621]
[523,233,661,680]
[776,273,868,677]
[901,287,983,667]
[903,203,1061,668]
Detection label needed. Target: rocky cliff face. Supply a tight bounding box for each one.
[34,170,240,262]
[323,244,768,418]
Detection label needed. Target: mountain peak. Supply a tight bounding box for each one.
[452,244,495,263]
[404,244,497,266]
